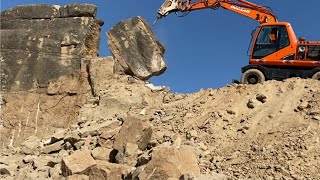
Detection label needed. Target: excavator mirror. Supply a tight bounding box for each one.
[251,30,255,38]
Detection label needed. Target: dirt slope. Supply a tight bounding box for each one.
[1,76,319,180]
[154,78,320,179]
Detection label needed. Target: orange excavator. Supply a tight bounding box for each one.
[155,0,320,84]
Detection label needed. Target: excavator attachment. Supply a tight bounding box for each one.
[157,0,180,19]
[153,0,183,25]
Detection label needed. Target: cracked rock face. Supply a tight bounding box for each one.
[107,16,167,80]
[0,3,104,148]
[0,4,103,92]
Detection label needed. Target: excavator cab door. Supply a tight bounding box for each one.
[251,25,290,59]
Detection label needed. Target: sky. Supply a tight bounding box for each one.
[1,1,319,93]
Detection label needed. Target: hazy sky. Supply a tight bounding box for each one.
[2,1,319,93]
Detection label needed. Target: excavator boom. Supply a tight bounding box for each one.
[157,0,277,24]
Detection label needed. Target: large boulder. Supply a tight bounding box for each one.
[113,117,152,164]
[61,150,96,176]
[86,160,135,180]
[107,16,166,80]
[139,145,200,180]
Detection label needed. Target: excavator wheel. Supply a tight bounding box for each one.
[311,71,320,80]
[241,69,265,84]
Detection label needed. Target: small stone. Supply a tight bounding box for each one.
[23,155,37,164]
[198,142,208,151]
[226,109,236,115]
[297,101,311,111]
[312,116,320,121]
[41,140,64,154]
[49,164,62,179]
[0,164,15,176]
[247,98,258,109]
[161,115,174,123]
[33,156,54,172]
[256,94,267,103]
[137,151,151,166]
[189,130,198,138]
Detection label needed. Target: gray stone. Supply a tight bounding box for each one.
[107,16,166,80]
[62,4,97,18]
[1,4,61,20]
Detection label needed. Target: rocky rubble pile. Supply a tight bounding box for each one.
[1,77,319,180]
[1,3,320,180]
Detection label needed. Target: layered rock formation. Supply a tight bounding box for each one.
[1,3,103,92]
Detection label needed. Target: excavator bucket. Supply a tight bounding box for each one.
[157,0,180,19]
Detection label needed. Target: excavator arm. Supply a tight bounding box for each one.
[157,0,277,24]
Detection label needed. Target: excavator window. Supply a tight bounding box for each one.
[252,25,289,59]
